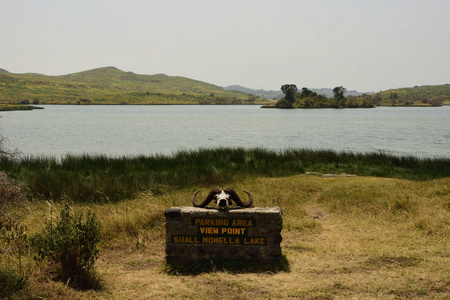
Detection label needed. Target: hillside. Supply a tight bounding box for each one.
[225,85,283,100]
[0,67,256,105]
[355,84,450,106]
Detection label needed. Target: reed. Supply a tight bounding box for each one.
[1,148,448,203]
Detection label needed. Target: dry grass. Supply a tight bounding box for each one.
[10,175,450,299]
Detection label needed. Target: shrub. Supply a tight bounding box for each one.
[30,203,101,289]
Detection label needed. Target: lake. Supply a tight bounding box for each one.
[1,105,449,158]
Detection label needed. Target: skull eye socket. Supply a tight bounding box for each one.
[218,200,227,207]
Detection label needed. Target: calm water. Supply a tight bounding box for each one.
[1,105,449,158]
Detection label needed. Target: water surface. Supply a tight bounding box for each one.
[1,105,449,158]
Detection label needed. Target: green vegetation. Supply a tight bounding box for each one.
[0,158,449,298]
[355,84,450,106]
[0,171,28,298]
[0,104,44,111]
[0,67,263,105]
[269,83,450,109]
[1,148,449,204]
[273,85,373,109]
[30,202,101,289]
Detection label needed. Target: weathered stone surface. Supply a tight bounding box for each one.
[165,206,283,264]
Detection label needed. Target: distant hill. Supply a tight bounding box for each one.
[311,88,365,98]
[0,68,9,74]
[225,85,365,100]
[0,67,257,105]
[225,85,283,100]
[356,84,450,106]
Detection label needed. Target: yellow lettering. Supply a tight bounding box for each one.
[248,220,253,226]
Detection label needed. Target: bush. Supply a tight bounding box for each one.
[30,203,101,289]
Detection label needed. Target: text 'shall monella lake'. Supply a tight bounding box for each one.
[2,105,449,158]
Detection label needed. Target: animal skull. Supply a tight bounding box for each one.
[192,187,253,210]
[215,190,233,210]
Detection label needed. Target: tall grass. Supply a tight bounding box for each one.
[1,148,449,203]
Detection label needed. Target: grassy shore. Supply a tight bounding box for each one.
[1,148,449,298]
[2,148,449,203]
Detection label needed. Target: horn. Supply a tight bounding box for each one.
[192,187,221,207]
[223,187,253,208]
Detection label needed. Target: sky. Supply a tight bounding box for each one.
[1,0,449,92]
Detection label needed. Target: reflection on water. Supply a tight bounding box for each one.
[2,105,449,157]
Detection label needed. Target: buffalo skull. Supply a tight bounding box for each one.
[192,187,253,210]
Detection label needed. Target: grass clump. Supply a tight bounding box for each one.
[0,265,27,298]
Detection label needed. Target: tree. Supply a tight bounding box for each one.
[281,84,298,104]
[300,87,314,97]
[333,86,347,107]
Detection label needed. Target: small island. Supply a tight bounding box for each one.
[263,84,373,109]
[0,104,44,111]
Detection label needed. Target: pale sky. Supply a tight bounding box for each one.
[1,0,449,92]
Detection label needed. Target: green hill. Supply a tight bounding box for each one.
[354,84,450,106]
[0,67,256,105]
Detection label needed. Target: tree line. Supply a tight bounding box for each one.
[274,84,373,109]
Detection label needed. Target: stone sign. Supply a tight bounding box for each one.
[165,206,282,264]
